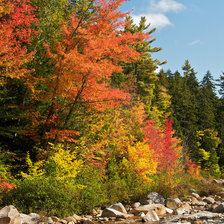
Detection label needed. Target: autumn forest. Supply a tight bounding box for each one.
[0,0,224,217]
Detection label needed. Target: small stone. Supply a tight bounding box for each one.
[91,209,97,216]
[190,197,199,204]
[165,207,173,214]
[213,202,224,213]
[133,202,141,208]
[66,216,77,223]
[110,202,127,214]
[52,217,60,222]
[202,197,215,204]
[71,214,82,222]
[82,219,94,224]
[192,193,200,199]
[47,217,54,224]
[142,210,160,222]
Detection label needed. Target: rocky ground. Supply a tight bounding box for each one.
[1,179,224,224]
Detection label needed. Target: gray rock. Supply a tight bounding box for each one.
[110,202,127,214]
[101,208,130,218]
[20,213,38,224]
[201,179,209,184]
[146,192,165,204]
[132,203,166,217]
[175,207,190,215]
[132,202,141,208]
[192,193,200,199]
[166,198,182,210]
[142,210,160,222]
[28,213,40,220]
[213,179,224,185]
[202,197,215,204]
[47,217,54,224]
[213,202,224,213]
[185,211,222,220]
[165,207,174,214]
[0,205,21,224]
[165,211,222,222]
[52,216,60,222]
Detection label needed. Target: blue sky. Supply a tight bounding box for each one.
[120,0,224,83]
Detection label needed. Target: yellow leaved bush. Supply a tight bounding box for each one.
[21,143,83,183]
[127,141,157,182]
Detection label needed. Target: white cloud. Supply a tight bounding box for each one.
[155,65,162,73]
[188,40,201,46]
[132,13,172,29]
[132,0,185,29]
[150,0,185,13]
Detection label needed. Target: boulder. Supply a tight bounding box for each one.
[142,210,160,222]
[0,205,21,224]
[202,196,215,204]
[174,202,191,215]
[65,216,77,224]
[213,202,224,213]
[20,213,38,224]
[109,202,127,214]
[132,204,166,216]
[166,198,182,210]
[175,207,190,215]
[213,179,224,185]
[146,192,165,204]
[190,197,199,205]
[101,208,131,219]
[214,195,223,202]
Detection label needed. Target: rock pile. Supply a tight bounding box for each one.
[1,186,224,224]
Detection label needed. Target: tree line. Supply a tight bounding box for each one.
[0,0,223,216]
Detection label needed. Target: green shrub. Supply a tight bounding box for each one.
[73,166,108,214]
[2,177,81,217]
[197,182,222,197]
[1,143,84,217]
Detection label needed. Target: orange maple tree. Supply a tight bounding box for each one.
[0,0,37,83]
[28,0,150,144]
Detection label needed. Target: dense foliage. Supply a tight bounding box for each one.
[0,0,223,217]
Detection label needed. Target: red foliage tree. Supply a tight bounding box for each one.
[0,0,37,83]
[144,119,181,172]
[28,0,150,144]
